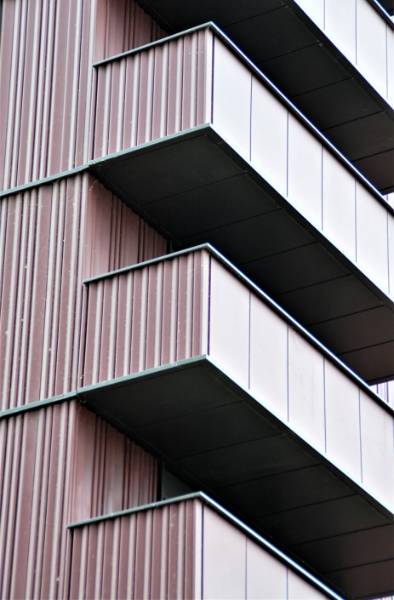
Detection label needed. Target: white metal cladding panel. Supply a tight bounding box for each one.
[356,182,389,293]
[287,114,323,230]
[360,392,394,509]
[92,28,213,158]
[356,0,388,97]
[294,0,393,105]
[324,362,362,480]
[388,30,394,106]
[388,206,394,296]
[209,35,394,298]
[206,253,394,508]
[294,0,325,27]
[209,259,250,390]
[212,39,252,160]
[68,500,198,600]
[322,149,356,261]
[324,0,356,62]
[0,173,166,409]
[202,505,327,599]
[250,78,288,198]
[82,250,210,386]
[373,380,394,408]
[0,401,158,600]
[288,330,325,453]
[249,297,288,420]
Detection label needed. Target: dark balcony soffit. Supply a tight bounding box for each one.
[89,126,394,384]
[378,0,394,15]
[137,0,394,193]
[78,356,394,599]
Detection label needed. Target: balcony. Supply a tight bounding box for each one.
[68,493,339,599]
[136,0,394,193]
[89,25,394,383]
[79,246,394,599]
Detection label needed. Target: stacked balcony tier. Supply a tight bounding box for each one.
[79,246,394,599]
[136,0,394,192]
[90,25,394,382]
[68,494,339,599]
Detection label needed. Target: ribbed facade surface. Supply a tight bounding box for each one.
[0,401,158,600]
[0,0,393,598]
[0,172,165,410]
[0,0,165,191]
[68,497,329,600]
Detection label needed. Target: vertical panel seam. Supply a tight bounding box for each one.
[286,327,290,422]
[359,390,364,484]
[323,359,327,453]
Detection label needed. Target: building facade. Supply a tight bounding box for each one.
[0,0,393,598]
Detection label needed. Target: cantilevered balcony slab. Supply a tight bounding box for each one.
[136,0,394,192]
[68,493,340,599]
[90,25,394,382]
[79,246,394,599]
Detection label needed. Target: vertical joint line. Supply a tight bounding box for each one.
[354,182,358,262]
[249,74,252,163]
[358,390,363,483]
[210,36,215,125]
[320,145,324,230]
[207,256,211,356]
[387,212,390,294]
[286,112,289,198]
[248,292,251,391]
[355,0,358,64]
[323,359,327,453]
[286,327,290,422]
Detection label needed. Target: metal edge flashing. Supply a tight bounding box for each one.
[367,0,394,23]
[67,491,343,600]
[90,24,392,209]
[0,164,88,199]
[0,391,78,420]
[78,354,209,396]
[77,354,394,518]
[92,21,217,68]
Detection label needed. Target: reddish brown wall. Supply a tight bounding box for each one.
[0,401,158,600]
[0,0,165,191]
[0,173,166,410]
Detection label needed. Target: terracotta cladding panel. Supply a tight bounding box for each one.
[0,0,164,191]
[0,402,158,600]
[82,250,209,385]
[83,176,166,279]
[69,499,197,599]
[92,29,211,158]
[0,173,165,409]
[0,177,85,408]
[94,0,166,62]
[0,0,93,188]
